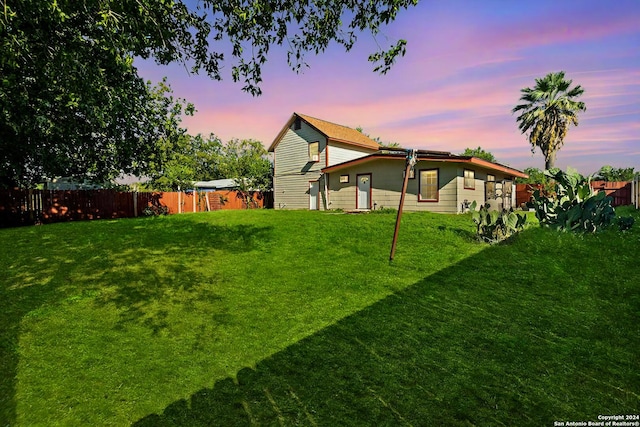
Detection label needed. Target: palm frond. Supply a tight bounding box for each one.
[513,71,586,168]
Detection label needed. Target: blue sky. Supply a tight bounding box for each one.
[137,0,640,175]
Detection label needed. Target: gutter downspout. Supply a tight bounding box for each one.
[323,173,330,210]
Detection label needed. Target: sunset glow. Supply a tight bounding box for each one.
[137,0,640,175]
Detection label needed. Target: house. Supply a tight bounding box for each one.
[193,179,239,192]
[45,177,105,190]
[269,113,381,209]
[269,113,528,213]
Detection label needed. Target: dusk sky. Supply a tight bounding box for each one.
[137,0,640,175]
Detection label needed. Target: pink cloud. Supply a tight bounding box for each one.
[452,3,639,54]
[135,1,640,175]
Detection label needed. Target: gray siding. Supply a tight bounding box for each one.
[328,160,460,213]
[273,122,327,209]
[458,167,485,212]
[273,121,376,210]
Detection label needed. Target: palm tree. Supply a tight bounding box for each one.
[513,71,586,170]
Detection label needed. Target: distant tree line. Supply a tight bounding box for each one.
[593,165,638,182]
[355,126,402,148]
[459,147,496,163]
[516,166,639,184]
[142,135,272,193]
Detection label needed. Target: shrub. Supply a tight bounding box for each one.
[143,205,169,216]
[531,169,615,232]
[617,216,635,231]
[470,201,527,243]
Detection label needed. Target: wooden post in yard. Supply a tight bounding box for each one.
[133,191,138,217]
[390,149,416,261]
[28,188,34,223]
[177,186,181,214]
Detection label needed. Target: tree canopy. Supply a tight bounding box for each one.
[1,0,416,187]
[146,136,272,194]
[459,146,496,163]
[355,126,402,148]
[513,71,586,170]
[595,165,637,182]
[218,138,273,194]
[146,133,224,191]
[515,167,549,184]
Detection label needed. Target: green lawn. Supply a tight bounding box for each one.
[1,209,639,426]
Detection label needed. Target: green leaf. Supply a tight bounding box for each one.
[576,184,591,202]
[471,211,480,224]
[505,212,518,231]
[489,210,499,225]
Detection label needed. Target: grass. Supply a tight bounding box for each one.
[1,208,639,426]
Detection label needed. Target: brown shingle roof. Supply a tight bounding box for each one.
[297,114,381,149]
[268,113,381,152]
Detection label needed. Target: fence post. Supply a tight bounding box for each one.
[133,191,138,217]
[27,189,34,223]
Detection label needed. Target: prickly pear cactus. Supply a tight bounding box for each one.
[532,169,615,232]
[470,201,528,243]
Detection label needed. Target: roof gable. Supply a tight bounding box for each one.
[268,112,381,152]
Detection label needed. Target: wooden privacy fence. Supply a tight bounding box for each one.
[0,189,273,227]
[516,181,636,208]
[590,181,633,207]
[515,184,543,207]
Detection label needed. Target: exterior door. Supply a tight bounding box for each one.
[309,181,319,210]
[356,174,371,210]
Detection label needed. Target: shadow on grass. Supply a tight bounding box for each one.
[134,228,639,426]
[0,217,273,426]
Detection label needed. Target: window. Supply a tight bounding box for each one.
[464,169,475,190]
[486,174,496,199]
[419,169,439,202]
[308,141,319,162]
[294,117,302,130]
[503,180,513,208]
[503,180,513,196]
[340,175,349,183]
